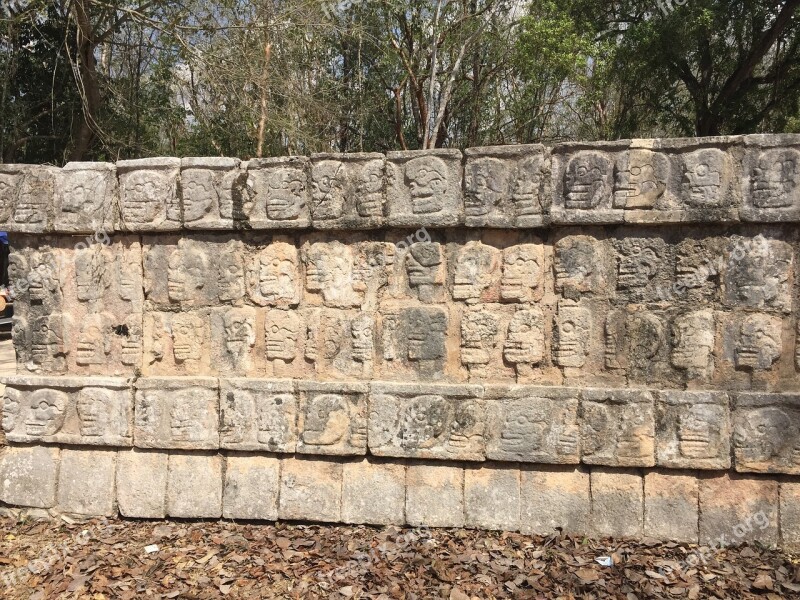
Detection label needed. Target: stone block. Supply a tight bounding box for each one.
[406,462,464,527]
[0,445,59,508]
[309,152,385,229]
[721,236,793,313]
[699,473,778,546]
[644,471,698,543]
[386,149,462,227]
[553,234,613,298]
[464,464,519,531]
[464,145,547,227]
[780,480,800,547]
[590,468,644,538]
[117,158,181,231]
[167,452,223,518]
[116,448,168,518]
[378,305,450,380]
[134,377,219,450]
[2,376,133,447]
[220,379,297,452]
[656,391,730,470]
[0,164,58,233]
[55,162,117,233]
[732,392,800,474]
[485,385,580,464]
[223,453,280,520]
[519,466,589,535]
[341,458,405,525]
[369,382,485,461]
[180,157,243,229]
[57,448,116,516]
[581,389,655,467]
[244,157,311,228]
[279,456,342,522]
[740,144,800,222]
[296,381,368,456]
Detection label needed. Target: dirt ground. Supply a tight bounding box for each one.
[1,516,799,599]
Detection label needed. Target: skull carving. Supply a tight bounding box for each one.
[25,389,68,437]
[405,156,448,214]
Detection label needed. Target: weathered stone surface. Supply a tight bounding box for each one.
[279,456,342,522]
[656,391,731,470]
[180,157,243,229]
[0,445,59,508]
[369,382,485,461]
[297,381,368,456]
[55,162,117,233]
[117,158,181,231]
[519,466,589,535]
[464,145,547,227]
[223,453,280,520]
[580,389,655,467]
[699,473,778,546]
[2,376,132,447]
[644,471,698,543]
[116,448,168,518]
[722,235,793,313]
[464,464,519,531]
[406,462,464,527]
[485,385,579,464]
[732,393,800,474]
[386,149,462,227]
[341,458,405,525]
[309,153,386,229]
[57,449,116,516]
[551,145,622,224]
[245,157,311,228]
[741,145,800,222]
[0,164,58,233]
[220,379,297,452]
[134,377,219,450]
[590,468,644,538]
[167,452,223,518]
[780,481,800,547]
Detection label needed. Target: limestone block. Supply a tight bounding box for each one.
[378,306,450,381]
[644,471,698,543]
[142,311,212,376]
[0,445,59,508]
[484,385,580,464]
[464,145,547,227]
[406,462,464,527]
[611,236,672,304]
[669,310,717,384]
[0,164,58,233]
[143,237,219,309]
[732,392,800,474]
[369,382,485,461]
[671,237,727,305]
[341,458,405,525]
[210,307,259,376]
[134,377,219,450]
[117,158,181,231]
[464,464,519,531]
[676,147,738,221]
[54,162,117,233]
[551,144,624,224]
[180,157,244,229]
[723,312,784,377]
[780,480,800,547]
[722,235,793,313]
[116,449,168,518]
[741,145,800,222]
[300,240,364,308]
[613,148,673,222]
[553,299,605,375]
[244,157,311,228]
[590,468,643,538]
[699,473,778,546]
[223,453,280,520]
[580,389,655,467]
[2,375,132,447]
[499,242,546,303]
[502,306,549,381]
[656,391,731,470]
[553,234,613,299]
[57,448,116,516]
[603,308,672,384]
[279,456,342,522]
[401,242,446,303]
[309,152,386,229]
[296,381,367,456]
[215,239,246,304]
[219,378,297,452]
[386,149,462,227]
[304,307,378,379]
[246,242,301,307]
[167,452,223,518]
[458,304,518,382]
[449,241,502,304]
[519,466,589,535]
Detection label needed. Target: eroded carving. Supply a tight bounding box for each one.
[405,156,448,214]
[613,149,668,209]
[504,308,545,374]
[553,304,591,368]
[303,241,360,307]
[310,160,346,220]
[460,310,499,378]
[682,149,729,208]
[465,157,508,218]
[355,159,385,217]
[452,242,500,303]
[749,148,800,209]
[564,152,612,209]
[735,314,782,371]
[671,310,715,380]
[581,390,655,467]
[171,313,204,363]
[405,242,443,302]
[249,242,300,306]
[554,236,605,295]
[500,243,544,302]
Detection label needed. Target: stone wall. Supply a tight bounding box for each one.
[1,134,799,546]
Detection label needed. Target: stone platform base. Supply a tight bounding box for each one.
[1,445,795,548]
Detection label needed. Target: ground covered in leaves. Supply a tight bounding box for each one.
[1,517,799,599]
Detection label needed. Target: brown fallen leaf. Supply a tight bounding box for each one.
[753,572,773,590]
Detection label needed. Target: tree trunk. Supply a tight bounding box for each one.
[69,0,102,161]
